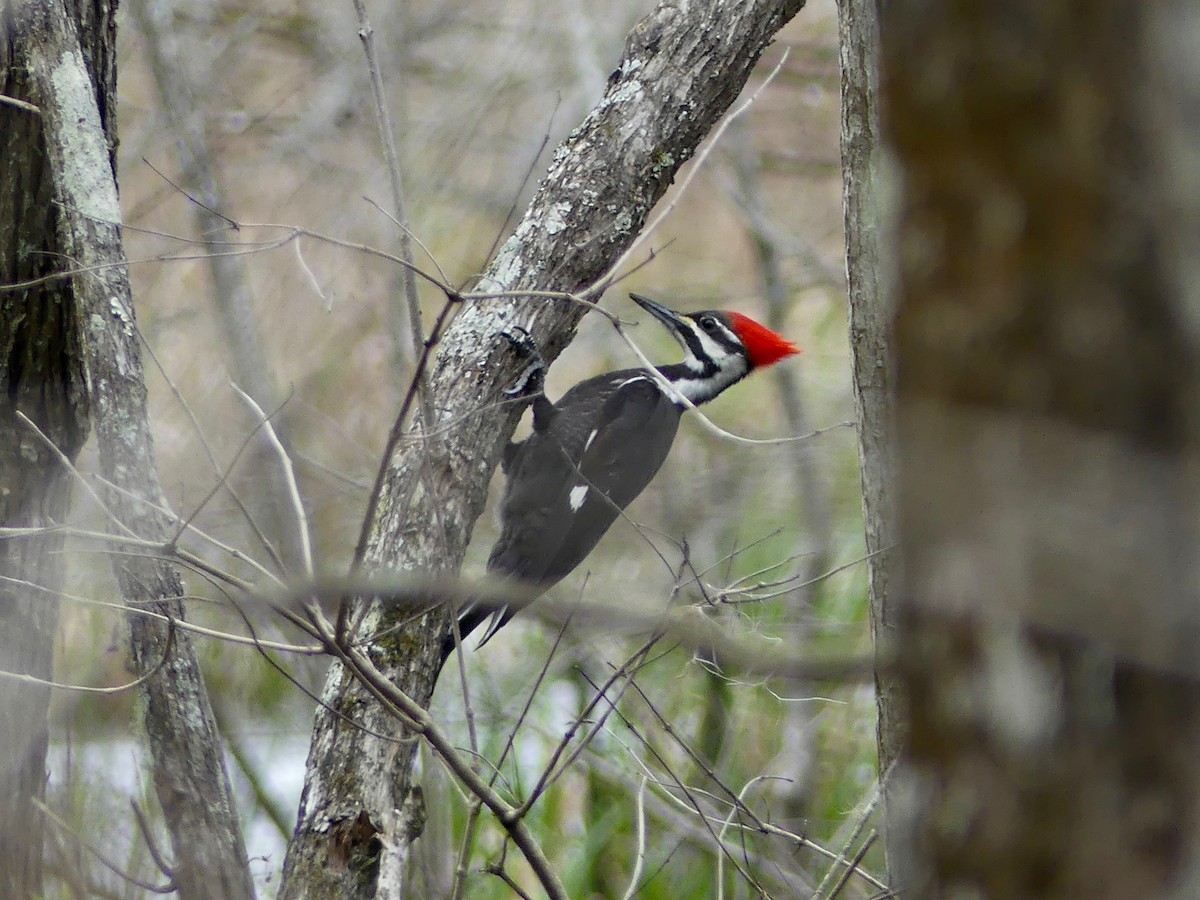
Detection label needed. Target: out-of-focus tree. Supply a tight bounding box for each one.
[2,2,254,896]
[0,1,94,890]
[884,1,1200,895]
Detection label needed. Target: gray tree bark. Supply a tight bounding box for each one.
[835,0,905,884]
[9,2,256,896]
[0,3,95,893]
[279,1,808,896]
[886,2,1200,895]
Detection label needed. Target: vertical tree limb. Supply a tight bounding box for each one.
[835,0,904,883]
[128,0,305,570]
[19,2,255,896]
[726,118,836,823]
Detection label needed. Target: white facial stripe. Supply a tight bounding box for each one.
[569,484,588,511]
[668,317,747,402]
[673,356,749,404]
[695,326,733,365]
[677,317,739,371]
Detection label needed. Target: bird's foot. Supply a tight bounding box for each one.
[499,324,547,398]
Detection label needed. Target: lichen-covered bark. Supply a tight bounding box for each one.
[0,2,99,894]
[12,2,255,896]
[886,1,1200,895]
[280,0,808,896]
[835,0,905,884]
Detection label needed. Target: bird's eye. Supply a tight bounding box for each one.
[698,315,719,333]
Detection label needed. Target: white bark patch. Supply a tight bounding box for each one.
[49,47,121,224]
[569,484,588,511]
[544,201,572,235]
[607,79,645,106]
[483,240,522,290]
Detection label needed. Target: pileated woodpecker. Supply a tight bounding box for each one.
[443,292,800,662]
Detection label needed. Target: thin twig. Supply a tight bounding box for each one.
[130,801,177,881]
[35,799,176,894]
[0,614,176,694]
[0,92,40,114]
[516,639,662,817]
[812,762,892,900]
[0,574,321,654]
[584,672,765,893]
[828,831,877,900]
[351,0,426,371]
[619,776,650,900]
[16,411,138,540]
[137,336,285,574]
[232,384,314,578]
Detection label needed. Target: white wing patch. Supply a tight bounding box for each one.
[569,483,588,511]
[583,428,599,452]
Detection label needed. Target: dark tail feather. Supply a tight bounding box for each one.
[438,576,541,669]
[439,603,506,666]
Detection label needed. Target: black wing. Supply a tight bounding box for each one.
[487,429,583,583]
[462,374,680,652]
[450,427,579,658]
[538,375,681,584]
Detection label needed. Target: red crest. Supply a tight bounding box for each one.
[726,312,801,368]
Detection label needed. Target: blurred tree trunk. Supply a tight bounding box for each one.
[129,0,306,570]
[0,2,102,893]
[279,1,807,896]
[836,0,905,883]
[4,2,256,897]
[885,2,1200,896]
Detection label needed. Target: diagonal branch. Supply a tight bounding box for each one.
[280,1,808,896]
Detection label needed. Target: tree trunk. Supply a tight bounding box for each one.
[279,1,808,896]
[11,2,256,896]
[0,1,100,893]
[885,2,1200,895]
[836,0,905,884]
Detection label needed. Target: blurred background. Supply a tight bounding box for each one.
[49,1,878,895]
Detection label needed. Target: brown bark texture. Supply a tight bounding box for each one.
[885,1,1200,896]
[279,0,808,897]
[835,0,907,884]
[8,2,256,897]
